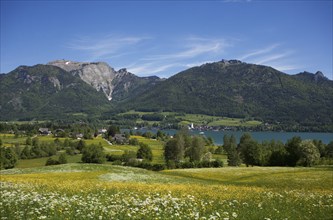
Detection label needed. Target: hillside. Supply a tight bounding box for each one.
[48,60,162,102]
[0,61,162,121]
[0,64,110,120]
[123,60,333,130]
[1,59,332,131]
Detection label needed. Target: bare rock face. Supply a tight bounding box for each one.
[48,60,118,101]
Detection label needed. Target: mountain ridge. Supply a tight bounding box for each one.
[120,59,333,130]
[48,60,162,101]
[1,59,332,131]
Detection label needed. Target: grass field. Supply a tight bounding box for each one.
[119,111,262,127]
[1,164,332,219]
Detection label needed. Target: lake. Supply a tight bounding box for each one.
[131,128,333,145]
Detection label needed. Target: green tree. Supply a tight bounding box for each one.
[298,140,320,167]
[20,146,31,159]
[239,133,262,166]
[156,130,165,140]
[76,139,86,153]
[107,125,120,138]
[226,135,241,166]
[137,143,153,161]
[122,150,137,162]
[32,137,40,147]
[326,141,333,158]
[268,140,287,166]
[164,139,179,163]
[129,138,139,146]
[26,137,32,146]
[0,146,18,169]
[58,153,68,164]
[188,136,206,162]
[81,143,105,164]
[312,139,326,157]
[285,136,302,166]
[30,145,43,158]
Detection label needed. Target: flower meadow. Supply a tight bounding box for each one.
[1,164,332,219]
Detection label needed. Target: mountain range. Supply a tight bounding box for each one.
[0,59,332,131]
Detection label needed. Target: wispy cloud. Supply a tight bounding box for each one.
[68,34,229,76]
[146,38,227,61]
[239,44,302,73]
[255,51,293,64]
[128,62,182,76]
[239,44,280,60]
[68,34,149,60]
[127,37,231,76]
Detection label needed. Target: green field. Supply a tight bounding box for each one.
[1,164,332,219]
[119,111,262,127]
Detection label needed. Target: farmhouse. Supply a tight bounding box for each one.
[38,128,51,135]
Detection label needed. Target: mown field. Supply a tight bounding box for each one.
[1,164,332,219]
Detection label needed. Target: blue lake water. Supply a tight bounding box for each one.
[131,128,333,145]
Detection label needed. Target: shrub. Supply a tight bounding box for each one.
[81,144,106,164]
[45,158,60,166]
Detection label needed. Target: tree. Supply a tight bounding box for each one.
[297,140,320,167]
[225,135,241,166]
[143,132,153,139]
[81,143,106,164]
[137,143,153,161]
[326,141,333,158]
[122,150,137,162]
[239,133,262,166]
[58,153,68,164]
[312,139,326,157]
[0,146,18,169]
[156,130,165,140]
[26,137,32,146]
[32,137,40,147]
[285,136,302,166]
[164,132,186,163]
[20,146,31,159]
[107,125,120,138]
[164,139,179,162]
[129,138,139,146]
[188,136,206,162]
[76,139,86,152]
[268,140,287,166]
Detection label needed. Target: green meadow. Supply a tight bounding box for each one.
[1,164,332,219]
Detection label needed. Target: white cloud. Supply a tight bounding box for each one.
[239,44,280,60]
[68,34,231,77]
[125,37,230,76]
[144,37,229,61]
[239,44,303,74]
[68,35,149,60]
[128,63,181,76]
[255,51,292,64]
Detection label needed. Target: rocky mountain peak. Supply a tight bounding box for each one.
[48,60,119,101]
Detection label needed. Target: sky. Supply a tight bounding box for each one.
[1,0,332,79]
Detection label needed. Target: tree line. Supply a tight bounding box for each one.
[218,133,333,167]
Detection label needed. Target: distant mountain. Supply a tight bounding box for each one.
[1,59,332,131]
[0,61,162,120]
[0,64,110,120]
[48,60,162,102]
[122,60,333,130]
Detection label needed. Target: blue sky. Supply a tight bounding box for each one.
[1,1,332,79]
